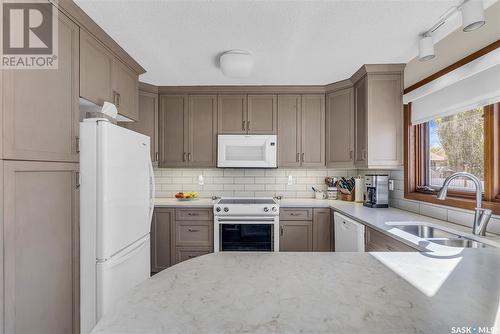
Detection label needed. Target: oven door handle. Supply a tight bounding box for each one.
[216,217,276,223]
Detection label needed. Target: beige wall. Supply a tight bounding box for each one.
[404,1,500,88]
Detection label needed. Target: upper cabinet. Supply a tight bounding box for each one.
[353,65,404,169]
[120,85,158,162]
[2,10,79,162]
[326,87,355,168]
[247,95,277,134]
[218,94,276,134]
[217,95,247,134]
[80,30,139,121]
[159,95,217,168]
[278,94,325,167]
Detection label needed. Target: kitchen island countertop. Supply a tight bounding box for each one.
[93,250,500,334]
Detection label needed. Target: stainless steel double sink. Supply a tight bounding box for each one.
[392,224,490,248]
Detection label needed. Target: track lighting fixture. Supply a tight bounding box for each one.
[460,0,486,32]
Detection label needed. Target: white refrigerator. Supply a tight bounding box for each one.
[80,118,155,334]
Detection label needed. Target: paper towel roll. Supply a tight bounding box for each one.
[354,177,364,202]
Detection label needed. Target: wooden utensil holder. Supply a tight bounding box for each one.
[338,189,355,202]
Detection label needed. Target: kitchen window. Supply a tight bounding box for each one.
[404,43,500,214]
[405,102,500,214]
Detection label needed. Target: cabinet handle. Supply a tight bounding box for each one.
[187,212,199,216]
[280,226,284,236]
[349,150,353,160]
[242,120,246,131]
[117,93,121,107]
[188,228,200,232]
[301,153,305,162]
[187,255,195,259]
[75,171,80,189]
[247,120,251,130]
[155,152,159,162]
[183,152,187,161]
[188,152,192,161]
[296,153,300,162]
[363,149,367,160]
[75,136,80,153]
[290,213,298,216]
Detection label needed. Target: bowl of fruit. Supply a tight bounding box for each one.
[175,191,199,201]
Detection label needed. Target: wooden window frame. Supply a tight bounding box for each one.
[405,102,500,215]
[404,40,500,215]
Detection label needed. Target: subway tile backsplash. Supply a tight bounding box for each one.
[154,168,357,199]
[155,167,499,235]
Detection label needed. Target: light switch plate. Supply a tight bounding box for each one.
[388,179,394,191]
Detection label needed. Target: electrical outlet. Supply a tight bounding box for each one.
[198,175,204,186]
[388,179,394,191]
[287,175,293,185]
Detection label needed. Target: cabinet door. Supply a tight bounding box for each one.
[279,221,312,252]
[120,90,158,162]
[159,95,188,167]
[151,209,174,273]
[112,60,139,121]
[80,29,113,106]
[354,77,368,168]
[313,208,332,252]
[277,95,301,167]
[247,95,277,134]
[3,161,79,334]
[175,247,212,264]
[326,88,355,168]
[188,95,217,167]
[301,94,325,167]
[3,12,79,162]
[365,227,417,252]
[217,95,247,134]
[367,74,403,168]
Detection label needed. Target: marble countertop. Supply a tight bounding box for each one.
[154,197,500,250]
[93,250,500,334]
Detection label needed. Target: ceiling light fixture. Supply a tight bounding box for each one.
[417,0,486,61]
[219,50,254,78]
[460,0,485,32]
[418,34,435,62]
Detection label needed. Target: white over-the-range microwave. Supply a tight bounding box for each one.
[217,134,277,168]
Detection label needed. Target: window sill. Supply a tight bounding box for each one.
[405,191,500,215]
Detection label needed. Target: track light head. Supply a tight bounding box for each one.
[418,34,435,62]
[461,0,485,32]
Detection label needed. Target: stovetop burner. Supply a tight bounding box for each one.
[218,198,276,205]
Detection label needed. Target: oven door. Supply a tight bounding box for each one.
[215,217,279,252]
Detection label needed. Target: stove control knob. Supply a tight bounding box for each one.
[264,207,269,212]
[271,207,277,212]
[216,207,221,212]
[224,207,229,212]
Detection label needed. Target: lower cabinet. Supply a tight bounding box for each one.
[150,208,174,273]
[3,161,80,334]
[279,220,313,252]
[312,208,332,251]
[279,208,331,252]
[151,208,214,274]
[365,226,418,252]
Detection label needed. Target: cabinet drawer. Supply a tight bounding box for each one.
[280,208,313,221]
[176,208,213,220]
[175,247,212,263]
[365,227,417,252]
[175,221,212,246]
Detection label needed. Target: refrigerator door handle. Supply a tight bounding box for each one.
[148,155,155,225]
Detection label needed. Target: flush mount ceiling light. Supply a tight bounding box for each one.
[460,0,485,32]
[418,34,435,62]
[219,50,254,78]
[417,0,486,62]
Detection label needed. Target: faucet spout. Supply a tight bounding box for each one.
[436,172,491,236]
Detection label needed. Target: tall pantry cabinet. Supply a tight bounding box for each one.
[1,9,80,334]
[1,2,144,333]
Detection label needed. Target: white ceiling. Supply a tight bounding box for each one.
[75,0,475,86]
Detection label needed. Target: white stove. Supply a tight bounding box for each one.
[213,198,280,252]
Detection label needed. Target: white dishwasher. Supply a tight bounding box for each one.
[334,212,365,252]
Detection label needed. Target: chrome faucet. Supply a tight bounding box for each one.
[436,172,492,236]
